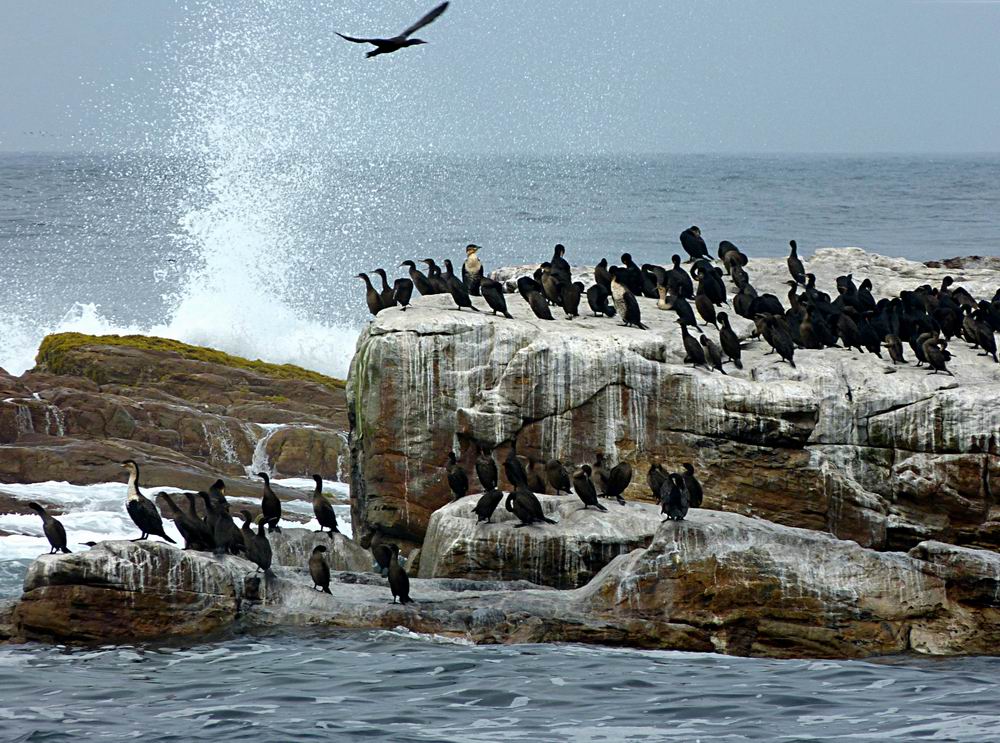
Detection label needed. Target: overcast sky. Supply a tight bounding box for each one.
[2,0,999,154]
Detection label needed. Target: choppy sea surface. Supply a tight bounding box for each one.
[2,630,999,742]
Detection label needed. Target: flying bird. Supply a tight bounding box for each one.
[337,2,449,58]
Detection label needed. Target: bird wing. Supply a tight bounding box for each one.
[400,1,449,38]
[337,32,377,44]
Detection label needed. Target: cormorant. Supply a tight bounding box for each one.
[572,465,607,511]
[504,438,529,489]
[540,263,564,307]
[245,515,273,575]
[462,244,484,296]
[526,457,548,494]
[787,240,806,284]
[475,443,498,491]
[680,462,703,508]
[717,312,743,369]
[605,461,631,505]
[472,489,505,523]
[201,490,243,556]
[369,527,393,576]
[562,281,584,319]
[393,277,414,310]
[401,260,434,296]
[387,544,413,604]
[372,268,396,309]
[444,259,480,312]
[310,545,332,593]
[421,258,450,293]
[357,273,383,317]
[610,267,647,330]
[594,258,612,290]
[337,2,449,58]
[680,226,709,261]
[480,276,513,318]
[925,339,954,376]
[505,487,557,527]
[161,493,210,550]
[883,334,907,365]
[525,288,555,320]
[550,244,572,285]
[666,255,694,299]
[619,253,645,295]
[695,292,718,329]
[312,474,340,536]
[646,462,668,500]
[257,472,281,532]
[27,502,70,554]
[121,460,176,544]
[586,283,616,317]
[661,473,689,521]
[700,335,727,374]
[446,451,469,501]
[545,459,572,496]
[593,452,611,495]
[679,322,708,370]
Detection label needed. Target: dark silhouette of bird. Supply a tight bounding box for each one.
[337,2,449,58]
[505,487,557,527]
[310,545,332,593]
[257,471,281,533]
[387,544,413,604]
[472,489,504,523]
[27,502,70,554]
[480,276,513,318]
[475,443,498,491]
[393,277,414,310]
[312,474,340,536]
[446,450,469,501]
[572,465,607,511]
[604,461,632,505]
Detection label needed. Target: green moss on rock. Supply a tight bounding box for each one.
[35,333,345,390]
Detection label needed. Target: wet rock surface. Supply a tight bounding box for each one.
[349,248,1000,553]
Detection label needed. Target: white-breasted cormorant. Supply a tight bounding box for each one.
[27,502,70,554]
[463,244,484,296]
[337,2,449,59]
[121,460,176,544]
[610,267,647,329]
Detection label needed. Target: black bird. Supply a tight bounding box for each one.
[245,516,273,575]
[572,465,607,511]
[610,267,647,330]
[717,312,743,369]
[525,289,555,320]
[526,457,548,494]
[562,281,584,319]
[369,527,393,576]
[444,259,480,312]
[883,334,907,365]
[666,255,694,299]
[401,260,434,296]
[763,315,797,368]
[257,471,281,533]
[586,283,616,317]
[446,451,469,501]
[647,462,668,500]
[680,226,709,261]
[505,487,557,527]
[594,258,612,290]
[27,502,70,554]
[480,277,513,318]
[550,244,572,285]
[618,253,645,296]
[695,291,718,328]
[121,460,176,544]
[462,244,484,296]
[421,258,450,293]
[393,277,414,310]
[661,473,689,521]
[357,273,383,317]
[605,461,632,506]
[680,462,703,508]
[540,263,564,307]
[337,2,449,58]
[161,493,210,551]
[593,452,611,496]
[700,335,727,374]
[387,544,413,604]
[312,474,340,536]
[545,459,572,496]
[504,438,529,489]
[475,443,498,491]
[658,286,699,328]
[202,491,243,556]
[472,489,505,523]
[372,268,397,309]
[679,322,708,370]
[925,339,954,376]
[310,545,332,594]
[787,240,806,284]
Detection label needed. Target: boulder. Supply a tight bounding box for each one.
[418,494,659,588]
[348,248,1000,552]
[12,510,1000,658]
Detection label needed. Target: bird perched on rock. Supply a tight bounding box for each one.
[679,323,708,370]
[245,515,273,575]
[787,240,806,284]
[444,259,480,312]
[680,226,709,261]
[393,277,414,311]
[202,490,243,556]
[700,334,727,374]
[312,474,339,536]
[505,487,557,527]
[475,443,498,491]
[480,277,512,318]
[610,267,647,329]
[472,489,504,524]
[366,526,393,576]
[717,312,743,369]
[401,260,434,296]
[357,273,383,317]
[462,244,484,296]
[337,1,449,58]
[883,334,907,365]
[661,473,689,521]
[161,493,211,551]
[27,502,70,554]
[257,472,281,533]
[121,460,176,544]
[680,463,703,508]
[646,462,668,500]
[572,465,607,511]
[504,438,529,489]
[604,461,632,506]
[586,283,616,317]
[309,545,332,594]
[545,459,572,496]
[372,268,396,310]
[387,544,413,604]
[526,457,548,494]
[446,451,469,501]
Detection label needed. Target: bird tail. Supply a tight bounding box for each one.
[61,547,72,554]
[323,586,332,594]
[616,496,626,506]
[596,503,608,512]
[734,359,744,369]
[542,516,557,524]
[638,322,648,330]
[160,532,177,544]
[503,312,513,319]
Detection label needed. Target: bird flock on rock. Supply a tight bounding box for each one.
[447,439,704,526]
[25,461,412,606]
[361,228,1000,379]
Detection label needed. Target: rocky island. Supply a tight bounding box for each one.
[3,248,1000,659]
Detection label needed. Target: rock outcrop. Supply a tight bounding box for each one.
[348,248,1000,553]
[418,495,659,588]
[0,333,349,503]
[12,511,1000,659]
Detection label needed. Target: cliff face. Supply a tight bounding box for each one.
[348,248,1000,552]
